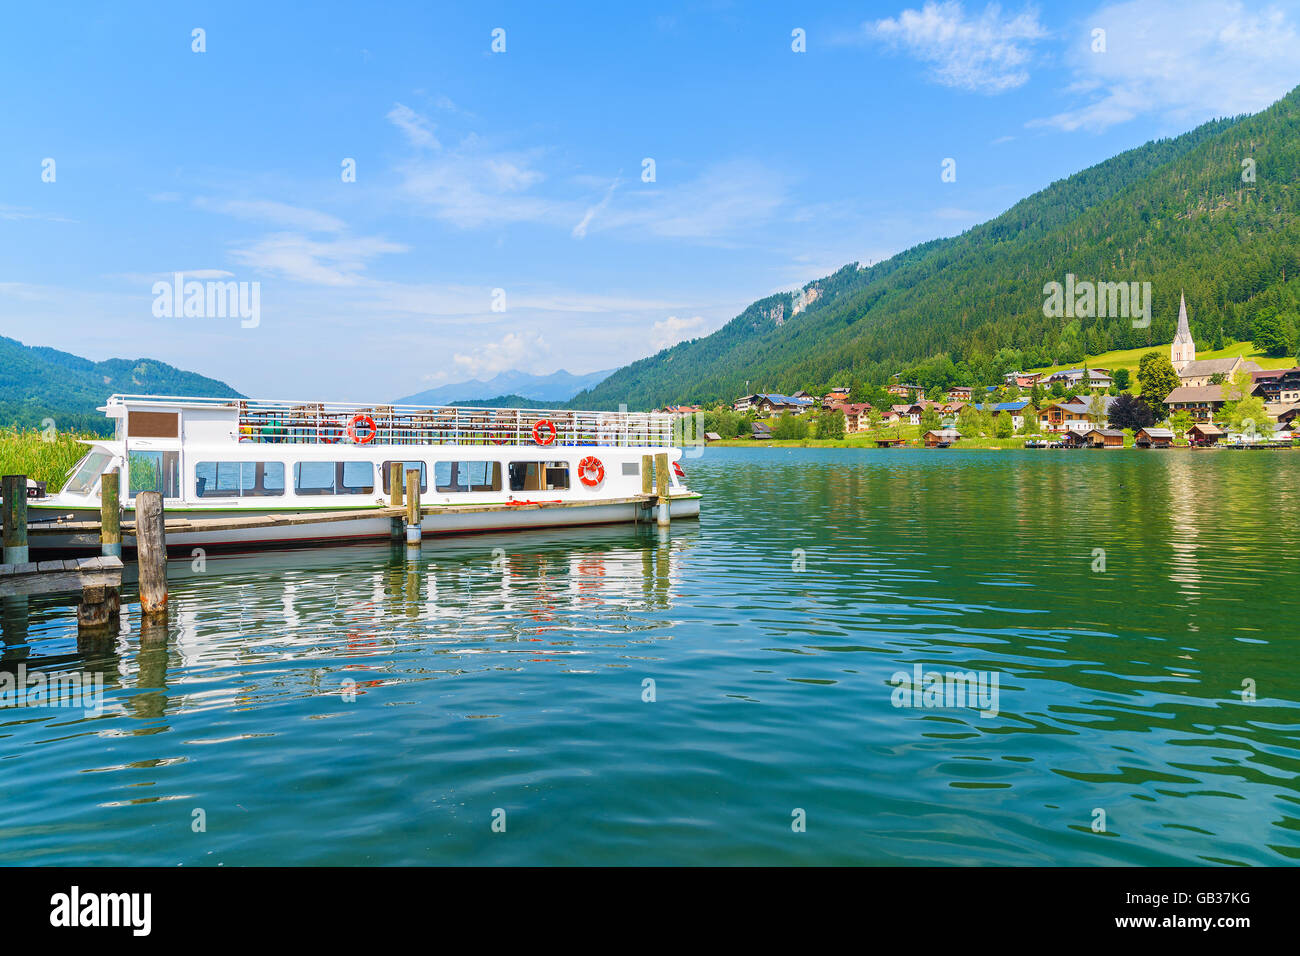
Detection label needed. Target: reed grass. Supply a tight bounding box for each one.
[0,426,94,491]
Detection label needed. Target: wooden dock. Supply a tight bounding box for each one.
[0,555,124,629]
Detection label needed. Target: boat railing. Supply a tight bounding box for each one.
[104,395,677,447]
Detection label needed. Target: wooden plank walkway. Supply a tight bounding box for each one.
[0,555,123,598]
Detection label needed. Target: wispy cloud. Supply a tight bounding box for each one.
[572,179,619,238]
[386,102,441,149]
[196,198,345,232]
[229,233,407,286]
[444,330,549,381]
[1035,0,1300,131]
[866,1,1048,93]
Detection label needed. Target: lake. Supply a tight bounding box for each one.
[2,447,1298,865]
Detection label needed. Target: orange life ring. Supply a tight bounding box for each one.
[578,456,604,487]
[532,419,557,446]
[346,414,377,444]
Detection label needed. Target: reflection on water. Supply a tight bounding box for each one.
[2,449,1298,866]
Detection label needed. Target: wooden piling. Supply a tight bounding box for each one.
[100,471,121,557]
[405,468,422,546]
[654,453,671,527]
[78,584,121,630]
[389,462,405,541]
[135,491,168,618]
[641,455,653,495]
[2,474,29,565]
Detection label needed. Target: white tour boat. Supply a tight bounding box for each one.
[26,395,701,555]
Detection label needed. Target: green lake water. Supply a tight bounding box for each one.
[2,447,1298,865]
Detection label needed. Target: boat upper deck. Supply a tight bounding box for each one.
[104,394,681,448]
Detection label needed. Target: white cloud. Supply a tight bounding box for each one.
[197,198,345,232]
[1036,0,1300,131]
[444,331,550,380]
[228,233,407,286]
[650,315,705,351]
[868,1,1048,93]
[386,102,441,149]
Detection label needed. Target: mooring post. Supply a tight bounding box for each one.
[2,474,29,565]
[389,461,404,541]
[654,452,671,527]
[641,455,653,496]
[78,583,121,631]
[135,491,168,619]
[100,471,121,558]
[405,468,422,547]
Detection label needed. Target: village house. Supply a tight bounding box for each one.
[1003,371,1042,388]
[732,393,816,415]
[887,382,920,398]
[946,385,973,401]
[1251,367,1300,411]
[1039,396,1117,433]
[974,400,1030,430]
[1164,385,1226,423]
[1170,293,1261,386]
[832,402,873,432]
[1044,367,1114,390]
[890,403,925,426]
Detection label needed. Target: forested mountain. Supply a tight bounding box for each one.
[573,85,1300,410]
[0,335,243,434]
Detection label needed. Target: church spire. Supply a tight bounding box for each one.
[1171,291,1196,372]
[1174,292,1192,344]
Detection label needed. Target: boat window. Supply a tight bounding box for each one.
[381,461,428,494]
[621,461,639,476]
[195,461,286,497]
[128,450,181,499]
[434,461,503,493]
[63,450,113,496]
[293,461,375,496]
[507,461,570,492]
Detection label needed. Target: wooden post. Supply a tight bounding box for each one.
[2,474,29,565]
[654,452,670,527]
[100,471,121,557]
[405,468,422,546]
[641,455,653,495]
[135,491,168,618]
[389,461,404,541]
[78,584,121,630]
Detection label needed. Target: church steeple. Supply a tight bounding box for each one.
[1171,291,1196,372]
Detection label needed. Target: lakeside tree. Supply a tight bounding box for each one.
[920,406,941,432]
[994,411,1014,438]
[1112,368,1131,391]
[1137,351,1180,405]
[772,411,808,440]
[1086,391,1109,427]
[815,409,845,439]
[1108,393,1156,431]
[1169,409,1193,438]
[1226,395,1274,436]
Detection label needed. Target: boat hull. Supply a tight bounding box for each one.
[27,497,701,557]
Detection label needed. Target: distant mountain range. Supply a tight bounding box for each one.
[393,368,613,406]
[0,335,243,434]
[571,85,1300,410]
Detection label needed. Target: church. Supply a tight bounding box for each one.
[1170,293,1260,387]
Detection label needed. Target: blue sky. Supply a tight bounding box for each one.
[3,0,1299,401]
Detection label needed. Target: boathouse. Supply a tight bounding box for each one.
[1187,423,1224,447]
[1136,427,1175,448]
[922,428,962,448]
[1082,428,1125,449]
